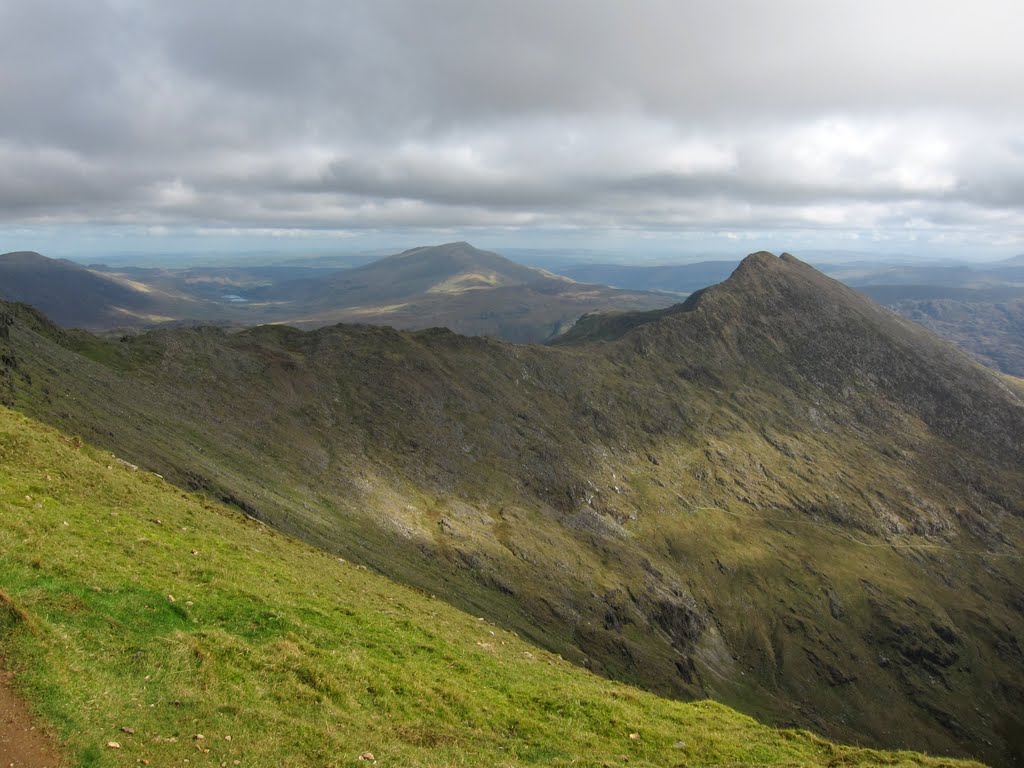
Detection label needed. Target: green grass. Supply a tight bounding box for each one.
[0,406,981,768]
[2,254,1022,765]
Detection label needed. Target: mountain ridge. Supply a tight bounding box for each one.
[0,244,674,342]
[0,250,162,328]
[2,252,1023,764]
[253,241,672,338]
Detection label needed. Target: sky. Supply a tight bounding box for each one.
[2,0,1023,263]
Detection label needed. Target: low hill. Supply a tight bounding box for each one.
[0,406,976,767]
[2,253,1022,765]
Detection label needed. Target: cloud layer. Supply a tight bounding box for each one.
[2,0,1023,254]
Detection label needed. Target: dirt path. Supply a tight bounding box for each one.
[0,671,61,768]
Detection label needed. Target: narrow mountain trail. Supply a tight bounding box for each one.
[0,672,61,768]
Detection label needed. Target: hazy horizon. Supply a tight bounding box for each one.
[4,234,1021,271]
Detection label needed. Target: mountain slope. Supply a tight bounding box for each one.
[257,242,675,340]
[4,244,674,342]
[267,241,553,302]
[2,253,1023,765]
[859,285,1024,377]
[1,407,979,768]
[0,251,163,328]
[544,257,1024,377]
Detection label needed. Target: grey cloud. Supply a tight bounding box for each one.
[1,0,1023,250]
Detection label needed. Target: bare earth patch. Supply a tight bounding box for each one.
[0,671,61,768]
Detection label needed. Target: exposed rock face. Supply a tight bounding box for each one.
[1,306,16,406]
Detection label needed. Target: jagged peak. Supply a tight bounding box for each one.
[555,251,856,345]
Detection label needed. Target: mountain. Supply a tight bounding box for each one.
[16,242,1020,364]
[816,261,1024,378]
[544,255,1024,378]
[2,252,1023,765]
[267,240,557,301]
[0,250,160,328]
[0,407,978,767]
[9,243,674,342]
[860,285,1024,377]
[245,241,676,341]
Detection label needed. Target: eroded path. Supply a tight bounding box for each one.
[0,671,61,768]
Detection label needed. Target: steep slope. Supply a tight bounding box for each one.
[0,250,226,330]
[4,407,978,767]
[0,251,161,328]
[860,285,1024,377]
[549,257,1024,378]
[2,253,1023,765]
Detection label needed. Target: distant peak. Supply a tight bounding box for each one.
[435,241,484,256]
[395,241,480,259]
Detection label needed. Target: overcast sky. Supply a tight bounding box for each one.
[2,0,1023,261]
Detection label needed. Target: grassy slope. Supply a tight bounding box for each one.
[2,254,1023,765]
[0,406,978,768]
